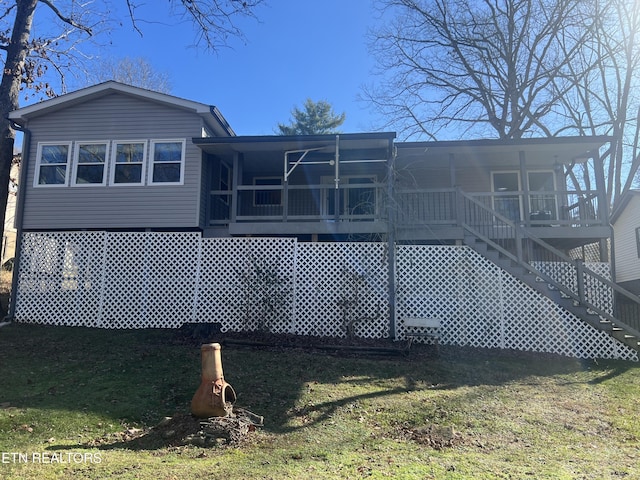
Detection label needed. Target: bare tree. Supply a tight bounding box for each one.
[367,0,640,211]
[0,0,264,252]
[85,56,173,93]
[366,0,588,141]
[553,0,640,209]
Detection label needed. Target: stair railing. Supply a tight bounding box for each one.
[458,189,640,338]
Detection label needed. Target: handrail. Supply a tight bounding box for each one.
[460,190,640,338]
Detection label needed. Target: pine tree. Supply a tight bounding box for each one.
[277,99,346,135]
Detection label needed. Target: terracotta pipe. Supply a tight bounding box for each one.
[190,343,236,418]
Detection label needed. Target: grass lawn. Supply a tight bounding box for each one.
[0,323,639,479]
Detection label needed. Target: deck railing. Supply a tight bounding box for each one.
[209,186,604,228]
[460,190,602,226]
[210,182,386,224]
[460,190,640,337]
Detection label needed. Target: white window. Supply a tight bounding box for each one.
[73,142,108,186]
[149,139,185,185]
[110,141,147,185]
[34,142,72,187]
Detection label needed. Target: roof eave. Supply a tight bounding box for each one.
[8,81,227,125]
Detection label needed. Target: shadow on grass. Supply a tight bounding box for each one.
[0,323,637,452]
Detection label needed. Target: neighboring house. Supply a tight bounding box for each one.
[611,190,640,295]
[6,81,640,358]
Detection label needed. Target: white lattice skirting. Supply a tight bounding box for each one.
[13,231,638,361]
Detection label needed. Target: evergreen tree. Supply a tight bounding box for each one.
[277,99,346,135]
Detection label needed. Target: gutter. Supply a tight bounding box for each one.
[209,106,236,137]
[6,120,29,321]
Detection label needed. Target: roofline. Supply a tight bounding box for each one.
[611,189,640,224]
[8,80,235,136]
[395,135,613,150]
[193,131,396,145]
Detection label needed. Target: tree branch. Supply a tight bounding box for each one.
[37,0,93,36]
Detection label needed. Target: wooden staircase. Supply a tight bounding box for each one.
[459,191,640,352]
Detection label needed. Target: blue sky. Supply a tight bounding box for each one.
[77,0,385,136]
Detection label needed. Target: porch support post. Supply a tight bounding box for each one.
[387,141,397,340]
[231,152,241,223]
[334,135,340,222]
[449,153,456,186]
[283,177,289,222]
[519,150,530,226]
[592,149,610,262]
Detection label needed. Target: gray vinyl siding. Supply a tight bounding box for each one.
[21,93,207,230]
[614,195,640,283]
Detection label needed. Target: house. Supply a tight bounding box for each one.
[6,82,640,359]
[8,81,233,232]
[611,190,640,295]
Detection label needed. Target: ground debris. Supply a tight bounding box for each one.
[89,408,263,449]
[397,422,463,450]
[200,408,264,445]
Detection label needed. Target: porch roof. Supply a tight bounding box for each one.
[193,132,396,156]
[395,136,613,168]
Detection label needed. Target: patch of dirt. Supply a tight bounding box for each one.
[89,409,263,450]
[396,423,465,450]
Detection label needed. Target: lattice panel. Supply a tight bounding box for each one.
[397,245,467,345]
[498,269,632,359]
[14,232,637,361]
[295,242,389,338]
[195,237,296,333]
[101,232,201,328]
[532,261,613,314]
[15,231,106,327]
[395,246,636,360]
[584,262,613,314]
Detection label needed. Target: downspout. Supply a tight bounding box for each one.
[6,120,29,320]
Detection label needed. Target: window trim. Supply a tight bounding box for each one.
[148,139,186,186]
[636,227,640,259]
[34,142,72,188]
[109,140,148,186]
[72,141,109,187]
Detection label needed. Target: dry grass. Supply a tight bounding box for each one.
[0,324,639,479]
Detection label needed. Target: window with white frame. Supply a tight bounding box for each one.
[34,143,71,186]
[73,142,108,186]
[111,141,146,185]
[149,140,185,184]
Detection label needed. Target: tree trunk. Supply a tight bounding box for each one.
[0,0,38,251]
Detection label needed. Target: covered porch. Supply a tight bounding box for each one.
[196,134,613,253]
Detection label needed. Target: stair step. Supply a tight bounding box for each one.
[464,233,640,352]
